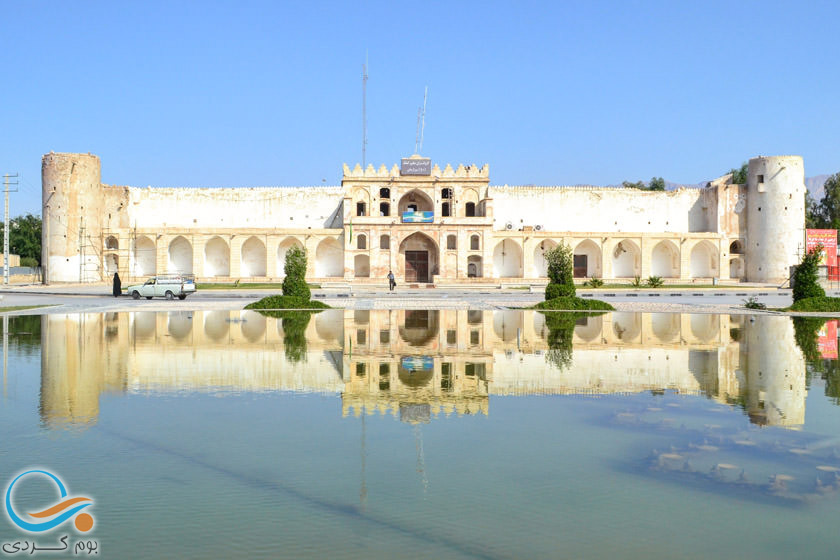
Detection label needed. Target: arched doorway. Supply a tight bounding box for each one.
[276,237,303,277]
[315,238,343,277]
[397,189,434,221]
[493,239,523,278]
[689,241,718,278]
[168,236,193,274]
[611,239,640,278]
[533,239,558,277]
[354,254,370,277]
[467,255,482,278]
[573,239,601,278]
[204,236,230,277]
[399,232,438,283]
[651,240,679,278]
[241,237,266,277]
[104,254,118,276]
[134,236,156,277]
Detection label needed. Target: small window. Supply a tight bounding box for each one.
[465,362,476,376]
[441,188,452,199]
[356,329,367,345]
[757,175,764,183]
[408,204,417,212]
[380,329,390,344]
[442,202,451,217]
[356,363,366,376]
[447,234,457,250]
[380,202,390,216]
[356,202,366,216]
[380,234,390,250]
[466,202,476,217]
[379,362,390,376]
[470,330,480,345]
[379,187,390,199]
[446,329,456,345]
[441,363,453,390]
[470,235,480,250]
[357,234,367,250]
[379,378,390,391]
[468,310,483,324]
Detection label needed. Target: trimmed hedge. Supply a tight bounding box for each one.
[786,297,840,313]
[282,246,311,300]
[532,296,614,311]
[245,295,330,311]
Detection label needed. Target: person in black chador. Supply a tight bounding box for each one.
[112,272,121,297]
[387,270,396,292]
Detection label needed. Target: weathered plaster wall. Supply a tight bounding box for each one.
[489,186,708,233]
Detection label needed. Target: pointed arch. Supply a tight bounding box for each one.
[315,237,343,277]
[533,239,558,277]
[276,237,304,278]
[204,236,230,277]
[611,239,640,278]
[397,189,434,215]
[241,236,266,277]
[398,232,439,283]
[650,240,679,278]
[493,239,523,278]
[689,240,718,278]
[168,236,193,274]
[573,239,602,278]
[133,235,156,277]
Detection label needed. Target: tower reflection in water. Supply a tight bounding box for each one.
[39,309,807,429]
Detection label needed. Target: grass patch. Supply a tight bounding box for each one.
[786,297,840,313]
[244,295,330,311]
[197,283,321,290]
[532,296,614,311]
[577,283,720,290]
[0,305,58,313]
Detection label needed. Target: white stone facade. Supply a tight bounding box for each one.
[41,152,806,284]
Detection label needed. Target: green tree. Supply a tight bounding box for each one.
[792,246,826,302]
[282,246,310,299]
[806,190,820,228]
[728,163,748,184]
[648,177,666,191]
[0,213,42,266]
[621,180,646,190]
[544,242,575,299]
[813,173,840,230]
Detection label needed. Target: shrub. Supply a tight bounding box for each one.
[645,276,664,288]
[544,242,575,299]
[743,295,766,310]
[787,297,840,313]
[792,246,826,302]
[631,276,643,288]
[533,296,614,311]
[282,246,311,300]
[245,295,329,310]
[584,277,604,288]
[19,257,38,268]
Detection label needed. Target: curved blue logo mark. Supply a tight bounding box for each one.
[4,470,93,533]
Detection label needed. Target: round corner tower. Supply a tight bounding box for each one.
[744,155,805,283]
[42,152,103,283]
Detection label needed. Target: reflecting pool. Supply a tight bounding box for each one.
[2,310,840,558]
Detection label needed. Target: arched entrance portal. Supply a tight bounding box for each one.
[399,232,438,283]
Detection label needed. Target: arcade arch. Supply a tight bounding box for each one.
[133,236,156,277]
[276,237,303,277]
[315,238,343,277]
[204,236,230,277]
[650,240,679,278]
[573,239,602,278]
[532,239,558,277]
[168,236,193,274]
[689,241,718,278]
[241,237,266,277]
[611,239,640,278]
[493,239,523,278]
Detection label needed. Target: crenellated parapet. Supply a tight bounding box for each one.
[342,162,490,179]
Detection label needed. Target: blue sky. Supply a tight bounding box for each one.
[2,0,838,215]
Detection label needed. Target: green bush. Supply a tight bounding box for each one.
[245,295,329,310]
[631,276,643,288]
[584,277,604,288]
[792,247,826,302]
[282,246,311,300]
[645,276,664,288]
[787,297,840,313]
[544,242,575,299]
[19,256,38,268]
[533,296,614,311]
[743,296,767,310]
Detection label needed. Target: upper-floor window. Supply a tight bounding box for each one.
[380,187,390,199]
[447,234,457,250]
[357,234,367,250]
[442,202,451,217]
[380,234,390,250]
[441,188,453,199]
[356,202,366,216]
[465,202,476,217]
[380,202,390,216]
[470,234,480,250]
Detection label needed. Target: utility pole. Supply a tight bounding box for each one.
[362,53,368,169]
[3,173,19,286]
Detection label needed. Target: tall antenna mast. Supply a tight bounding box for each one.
[414,86,428,155]
[362,53,368,169]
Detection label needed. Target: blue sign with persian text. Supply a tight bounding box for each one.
[402,211,434,223]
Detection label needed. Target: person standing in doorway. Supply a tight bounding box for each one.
[387,270,395,292]
[112,272,121,297]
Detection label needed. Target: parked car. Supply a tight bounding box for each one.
[126,274,196,300]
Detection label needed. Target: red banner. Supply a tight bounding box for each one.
[819,320,838,359]
[806,229,837,267]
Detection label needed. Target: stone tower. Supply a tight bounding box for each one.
[41,153,104,283]
[745,155,806,283]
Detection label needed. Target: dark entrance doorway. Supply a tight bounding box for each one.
[574,254,588,278]
[405,251,429,282]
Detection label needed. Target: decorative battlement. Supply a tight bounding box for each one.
[342,162,490,179]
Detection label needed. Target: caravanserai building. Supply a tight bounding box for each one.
[41,152,806,285]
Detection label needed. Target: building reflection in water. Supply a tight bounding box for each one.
[39,309,806,429]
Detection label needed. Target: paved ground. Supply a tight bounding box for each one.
[0,282,830,315]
